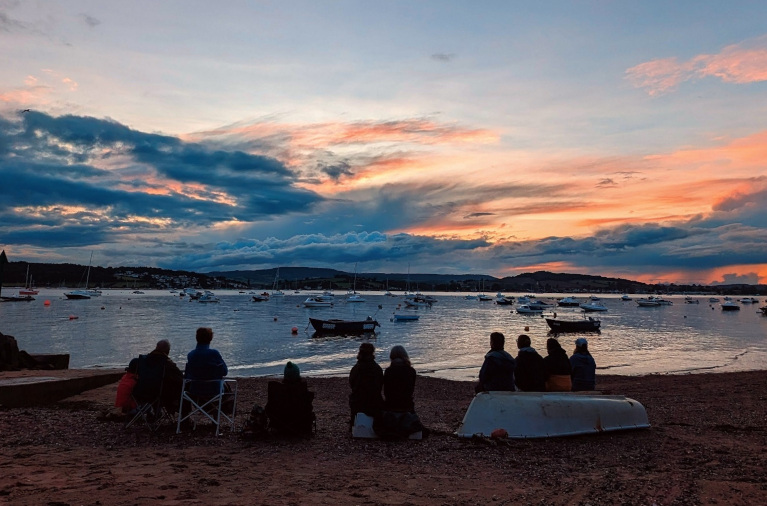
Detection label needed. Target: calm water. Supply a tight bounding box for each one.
[2,290,766,380]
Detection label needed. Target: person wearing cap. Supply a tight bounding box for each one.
[570,337,597,391]
[514,334,546,392]
[476,332,516,393]
[543,338,572,392]
[349,342,384,423]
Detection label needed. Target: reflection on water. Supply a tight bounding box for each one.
[2,290,766,379]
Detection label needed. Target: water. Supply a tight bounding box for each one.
[2,290,766,380]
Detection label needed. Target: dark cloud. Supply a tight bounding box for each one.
[431,53,455,62]
[80,14,100,27]
[464,212,495,219]
[0,111,323,249]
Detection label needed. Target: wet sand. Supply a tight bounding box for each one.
[1,371,766,505]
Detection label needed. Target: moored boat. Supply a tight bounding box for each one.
[579,302,608,312]
[455,391,650,439]
[309,317,379,335]
[391,313,420,322]
[557,296,580,307]
[516,304,543,315]
[545,316,601,332]
[721,300,740,311]
[303,296,333,307]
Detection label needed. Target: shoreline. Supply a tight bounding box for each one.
[1,370,766,504]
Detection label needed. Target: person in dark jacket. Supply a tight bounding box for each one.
[265,361,315,436]
[383,345,416,412]
[349,342,384,422]
[477,332,516,392]
[514,334,546,392]
[542,338,572,391]
[570,337,597,391]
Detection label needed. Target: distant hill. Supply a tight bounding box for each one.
[1,261,764,294]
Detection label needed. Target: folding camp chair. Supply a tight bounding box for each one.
[176,378,238,436]
[124,354,173,432]
[265,380,316,436]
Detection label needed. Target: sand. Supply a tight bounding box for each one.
[1,370,766,505]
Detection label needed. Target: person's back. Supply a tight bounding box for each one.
[266,361,315,436]
[514,334,546,392]
[478,332,516,392]
[185,327,228,397]
[383,345,416,412]
[570,338,597,391]
[543,338,572,392]
[349,343,384,419]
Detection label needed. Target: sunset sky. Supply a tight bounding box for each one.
[1,1,767,284]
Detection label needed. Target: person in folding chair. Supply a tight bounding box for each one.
[125,340,183,431]
[177,327,236,434]
[265,361,316,436]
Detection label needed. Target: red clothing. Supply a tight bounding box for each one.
[114,372,138,411]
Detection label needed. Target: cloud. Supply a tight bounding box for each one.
[431,53,455,62]
[80,14,100,28]
[0,111,323,249]
[626,35,767,95]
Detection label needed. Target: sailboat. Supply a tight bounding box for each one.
[19,265,39,296]
[64,252,102,299]
[271,268,285,297]
[347,263,365,302]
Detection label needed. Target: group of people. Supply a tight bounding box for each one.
[116,326,595,437]
[477,332,597,393]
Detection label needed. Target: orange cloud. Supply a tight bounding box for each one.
[627,35,767,95]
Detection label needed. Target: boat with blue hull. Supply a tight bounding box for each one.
[309,317,380,335]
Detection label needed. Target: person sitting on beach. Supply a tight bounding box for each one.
[514,334,546,392]
[349,342,384,424]
[570,337,597,391]
[114,357,139,413]
[184,327,231,404]
[542,338,572,392]
[265,361,315,436]
[147,339,184,412]
[383,345,416,413]
[476,332,516,393]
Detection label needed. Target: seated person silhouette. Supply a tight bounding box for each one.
[265,361,315,436]
[183,327,233,415]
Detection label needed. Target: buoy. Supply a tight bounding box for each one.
[291,327,298,334]
[44,300,51,306]
[274,317,278,321]
[524,326,529,331]
[69,315,78,320]
[101,306,105,310]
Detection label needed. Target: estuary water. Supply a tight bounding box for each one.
[2,289,766,380]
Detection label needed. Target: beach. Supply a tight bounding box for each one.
[1,370,766,505]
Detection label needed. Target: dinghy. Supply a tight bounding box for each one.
[455,391,650,439]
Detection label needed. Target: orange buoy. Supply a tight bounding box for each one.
[291,327,298,334]
[44,300,51,306]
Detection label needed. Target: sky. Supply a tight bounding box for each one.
[1,1,767,285]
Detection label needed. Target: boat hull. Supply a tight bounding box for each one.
[455,391,650,439]
[546,318,601,332]
[309,318,379,335]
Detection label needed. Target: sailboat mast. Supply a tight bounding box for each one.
[85,251,93,289]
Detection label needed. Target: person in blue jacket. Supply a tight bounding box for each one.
[185,327,229,397]
[476,332,516,392]
[570,337,597,391]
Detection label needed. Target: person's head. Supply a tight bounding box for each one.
[357,342,376,361]
[490,332,505,351]
[154,339,171,356]
[196,327,214,345]
[516,334,531,349]
[126,357,139,374]
[546,337,563,355]
[390,345,410,366]
[574,337,588,352]
[283,361,301,383]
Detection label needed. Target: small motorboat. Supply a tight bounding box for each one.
[620,294,632,301]
[515,304,543,315]
[557,296,580,307]
[455,391,650,439]
[303,296,332,307]
[579,302,608,312]
[252,292,270,302]
[721,300,741,311]
[545,316,601,333]
[391,313,420,322]
[636,298,661,307]
[309,317,379,335]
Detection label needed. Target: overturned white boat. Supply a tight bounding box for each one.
[455,391,650,439]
